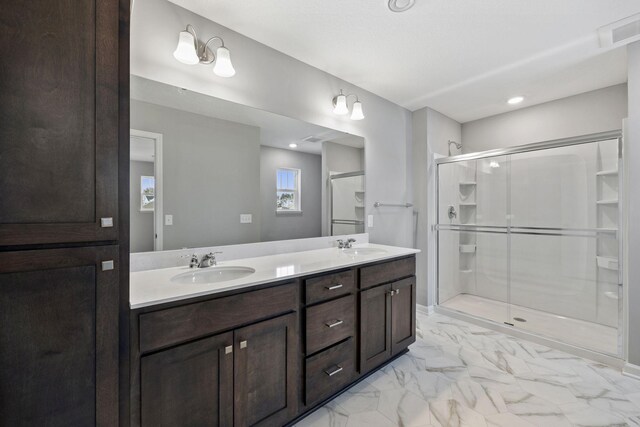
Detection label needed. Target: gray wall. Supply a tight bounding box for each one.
[412,107,462,306]
[627,42,640,366]
[260,146,322,242]
[131,0,414,247]
[130,160,155,252]
[461,84,628,153]
[131,100,262,249]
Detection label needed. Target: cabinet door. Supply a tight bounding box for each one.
[140,332,234,427]
[0,246,119,426]
[0,0,119,246]
[234,313,298,427]
[359,283,392,374]
[391,276,417,355]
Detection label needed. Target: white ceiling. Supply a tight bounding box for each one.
[131,76,364,155]
[167,0,639,122]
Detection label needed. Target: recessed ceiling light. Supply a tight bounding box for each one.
[289,143,298,148]
[507,96,524,105]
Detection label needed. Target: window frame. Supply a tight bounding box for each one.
[140,175,155,212]
[276,167,302,213]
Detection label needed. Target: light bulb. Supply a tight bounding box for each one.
[507,96,524,105]
[333,94,348,115]
[289,143,298,148]
[213,47,236,77]
[350,101,365,120]
[173,31,199,65]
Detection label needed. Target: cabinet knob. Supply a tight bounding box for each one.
[325,319,343,328]
[325,365,343,377]
[240,340,248,349]
[325,284,343,290]
[225,345,233,355]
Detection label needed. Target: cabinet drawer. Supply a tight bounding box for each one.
[139,283,298,353]
[305,270,355,305]
[359,256,415,290]
[305,338,355,405]
[306,295,355,355]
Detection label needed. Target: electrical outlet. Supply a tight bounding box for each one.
[165,214,173,226]
[240,214,252,224]
[367,215,374,228]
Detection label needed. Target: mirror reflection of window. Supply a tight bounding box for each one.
[276,168,301,211]
[140,175,155,212]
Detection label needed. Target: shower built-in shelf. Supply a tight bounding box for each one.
[459,244,476,254]
[596,256,619,271]
[459,181,477,186]
[596,169,618,176]
[596,199,619,205]
[459,202,477,207]
[459,269,473,274]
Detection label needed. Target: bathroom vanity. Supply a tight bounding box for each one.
[129,244,417,426]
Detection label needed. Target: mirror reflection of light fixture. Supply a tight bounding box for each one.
[173,24,236,77]
[332,90,365,120]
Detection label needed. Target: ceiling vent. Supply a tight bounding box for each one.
[598,13,640,48]
[302,136,323,143]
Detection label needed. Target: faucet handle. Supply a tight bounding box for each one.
[180,253,199,268]
[347,238,356,243]
[336,239,345,248]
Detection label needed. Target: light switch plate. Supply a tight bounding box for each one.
[367,215,374,228]
[165,214,173,226]
[240,214,252,224]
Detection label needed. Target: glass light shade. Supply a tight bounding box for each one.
[350,101,365,120]
[213,47,236,77]
[333,94,349,115]
[173,31,200,65]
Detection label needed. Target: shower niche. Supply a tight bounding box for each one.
[436,134,623,357]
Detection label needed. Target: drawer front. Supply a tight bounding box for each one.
[359,256,415,290]
[306,294,355,355]
[305,270,355,305]
[305,338,355,405]
[139,283,298,353]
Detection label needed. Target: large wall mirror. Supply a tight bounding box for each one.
[130,76,365,253]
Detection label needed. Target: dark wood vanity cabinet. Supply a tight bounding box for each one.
[132,255,416,426]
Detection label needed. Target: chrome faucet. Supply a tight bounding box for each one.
[337,238,356,249]
[182,252,223,268]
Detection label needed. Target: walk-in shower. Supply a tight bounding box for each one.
[330,171,365,235]
[435,131,623,357]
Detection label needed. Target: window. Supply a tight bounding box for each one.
[276,168,301,212]
[140,175,155,212]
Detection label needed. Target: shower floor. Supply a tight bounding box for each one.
[440,293,619,355]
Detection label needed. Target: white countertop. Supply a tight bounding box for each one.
[130,243,419,309]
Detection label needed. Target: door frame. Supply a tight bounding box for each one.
[130,129,163,251]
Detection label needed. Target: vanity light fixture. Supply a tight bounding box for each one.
[332,90,365,120]
[507,96,524,105]
[173,24,236,77]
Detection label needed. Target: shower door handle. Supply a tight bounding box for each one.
[448,205,457,220]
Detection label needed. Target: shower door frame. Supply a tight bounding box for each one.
[434,130,625,358]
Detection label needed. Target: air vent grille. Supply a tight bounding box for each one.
[598,13,640,48]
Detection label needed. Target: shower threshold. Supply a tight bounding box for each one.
[439,294,619,357]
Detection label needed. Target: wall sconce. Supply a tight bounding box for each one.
[332,90,365,120]
[173,24,236,77]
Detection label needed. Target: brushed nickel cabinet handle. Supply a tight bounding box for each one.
[325,284,343,290]
[395,289,400,295]
[240,340,248,349]
[325,320,343,328]
[101,260,114,271]
[225,345,233,355]
[325,365,343,377]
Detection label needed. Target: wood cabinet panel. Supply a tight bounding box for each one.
[234,313,298,427]
[0,246,119,426]
[305,338,356,405]
[140,332,233,427]
[306,294,355,355]
[359,284,392,373]
[139,282,297,353]
[0,0,119,246]
[359,257,415,290]
[305,269,355,305]
[392,277,417,355]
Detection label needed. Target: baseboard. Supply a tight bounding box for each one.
[623,362,640,380]
[416,304,434,316]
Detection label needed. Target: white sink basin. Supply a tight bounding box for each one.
[341,247,388,256]
[171,266,256,285]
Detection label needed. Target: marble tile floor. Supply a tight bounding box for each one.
[295,312,640,427]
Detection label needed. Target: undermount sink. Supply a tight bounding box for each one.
[171,266,256,285]
[341,247,388,256]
